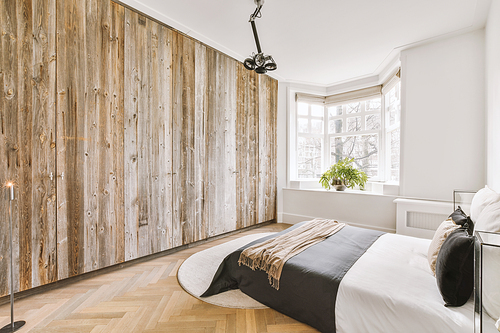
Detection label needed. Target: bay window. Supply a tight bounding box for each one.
[292,73,401,185]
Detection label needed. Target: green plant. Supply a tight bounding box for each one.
[319,157,368,190]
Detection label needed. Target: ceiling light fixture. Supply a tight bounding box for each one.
[243,0,277,74]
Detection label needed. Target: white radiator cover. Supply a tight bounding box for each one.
[394,199,454,239]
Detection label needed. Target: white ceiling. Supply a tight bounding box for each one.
[120,0,492,86]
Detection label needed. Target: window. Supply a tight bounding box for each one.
[292,76,401,183]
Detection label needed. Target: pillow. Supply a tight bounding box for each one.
[427,219,460,275]
[475,200,500,233]
[449,206,474,235]
[470,186,500,222]
[435,227,474,307]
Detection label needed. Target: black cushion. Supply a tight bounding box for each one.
[449,206,474,235]
[435,227,474,307]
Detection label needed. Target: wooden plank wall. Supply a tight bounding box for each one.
[0,0,277,297]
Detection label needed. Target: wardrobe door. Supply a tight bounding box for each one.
[124,9,173,260]
[258,75,278,224]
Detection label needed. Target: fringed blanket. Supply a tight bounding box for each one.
[238,218,345,290]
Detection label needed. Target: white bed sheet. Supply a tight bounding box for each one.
[336,233,474,333]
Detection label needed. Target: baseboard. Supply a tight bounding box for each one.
[281,213,396,233]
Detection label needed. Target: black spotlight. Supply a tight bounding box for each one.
[245,0,276,74]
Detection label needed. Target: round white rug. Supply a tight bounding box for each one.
[177,233,274,309]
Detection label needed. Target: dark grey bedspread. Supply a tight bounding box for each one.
[201,222,384,333]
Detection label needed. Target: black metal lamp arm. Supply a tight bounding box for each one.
[250,20,262,54]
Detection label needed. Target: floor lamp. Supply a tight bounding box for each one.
[0,183,26,333]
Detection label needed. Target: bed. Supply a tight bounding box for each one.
[201,184,500,333]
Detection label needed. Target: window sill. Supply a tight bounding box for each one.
[288,180,399,196]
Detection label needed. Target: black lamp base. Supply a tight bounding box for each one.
[0,321,26,333]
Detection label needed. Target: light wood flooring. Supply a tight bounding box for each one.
[0,223,318,332]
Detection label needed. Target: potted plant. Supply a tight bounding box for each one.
[319,157,368,191]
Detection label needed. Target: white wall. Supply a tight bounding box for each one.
[283,189,397,232]
[400,30,486,201]
[486,0,500,192]
[279,29,487,230]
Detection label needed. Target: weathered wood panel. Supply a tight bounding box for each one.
[17,0,34,293]
[194,42,207,241]
[110,2,126,264]
[0,0,278,298]
[95,0,125,269]
[32,0,57,287]
[148,21,172,254]
[156,25,173,252]
[258,75,277,223]
[236,64,260,229]
[124,10,172,260]
[124,8,140,261]
[84,0,100,274]
[0,0,21,296]
[205,51,238,237]
[56,0,86,278]
[172,31,197,246]
[224,57,238,233]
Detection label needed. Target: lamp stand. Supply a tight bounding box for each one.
[0,184,26,333]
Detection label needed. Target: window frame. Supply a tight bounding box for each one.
[290,78,401,185]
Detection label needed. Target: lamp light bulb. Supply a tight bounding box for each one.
[6,182,14,201]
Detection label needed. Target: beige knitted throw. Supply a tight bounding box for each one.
[238,218,345,290]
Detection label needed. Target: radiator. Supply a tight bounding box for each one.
[394,199,454,239]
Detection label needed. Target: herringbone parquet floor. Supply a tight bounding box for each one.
[0,223,318,332]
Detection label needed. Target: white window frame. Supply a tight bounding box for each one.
[289,74,401,185]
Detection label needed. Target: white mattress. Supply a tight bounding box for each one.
[336,233,474,333]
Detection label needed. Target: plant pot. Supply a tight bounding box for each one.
[331,179,346,191]
[334,184,347,191]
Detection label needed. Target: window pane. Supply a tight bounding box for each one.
[365,114,380,130]
[311,119,323,134]
[347,116,361,132]
[385,83,400,127]
[390,128,400,181]
[329,119,342,134]
[330,135,378,178]
[297,102,308,116]
[311,104,324,117]
[298,117,308,133]
[346,102,361,114]
[328,106,342,117]
[365,98,381,111]
[297,137,323,179]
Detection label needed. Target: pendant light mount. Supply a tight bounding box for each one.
[243,0,277,74]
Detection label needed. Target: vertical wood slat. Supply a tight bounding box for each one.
[236,64,260,229]
[224,57,237,233]
[85,0,100,273]
[56,0,86,278]
[96,0,124,269]
[158,26,173,252]
[194,42,207,241]
[172,32,197,246]
[136,10,151,258]
[124,8,139,261]
[32,0,57,286]
[111,2,126,264]
[149,21,172,254]
[0,0,21,295]
[17,0,33,293]
[0,0,7,297]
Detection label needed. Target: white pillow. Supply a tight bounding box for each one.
[470,186,500,222]
[476,200,500,233]
[427,219,459,275]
